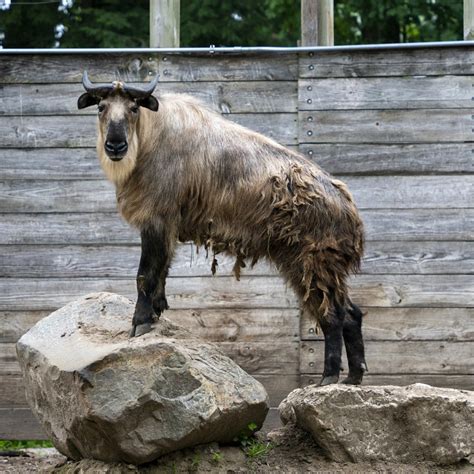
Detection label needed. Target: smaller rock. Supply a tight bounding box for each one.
[279,383,474,465]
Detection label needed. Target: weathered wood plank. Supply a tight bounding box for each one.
[1,241,472,281]
[299,47,474,78]
[0,148,101,180]
[300,374,474,391]
[2,176,472,213]
[0,179,117,213]
[0,307,300,344]
[300,340,474,375]
[299,77,474,110]
[362,241,474,275]
[0,408,46,440]
[0,145,302,180]
[1,210,472,245]
[0,277,296,311]
[0,113,297,148]
[0,372,299,409]
[299,109,474,144]
[0,53,298,83]
[299,143,474,175]
[2,241,472,279]
[0,82,297,115]
[301,307,474,341]
[0,274,472,312]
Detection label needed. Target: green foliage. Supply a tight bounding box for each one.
[244,439,273,458]
[0,0,464,48]
[335,0,462,45]
[59,0,149,48]
[189,450,201,471]
[0,440,53,450]
[0,0,63,48]
[181,0,300,46]
[211,450,222,463]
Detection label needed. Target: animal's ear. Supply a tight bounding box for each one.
[77,92,100,109]
[137,95,159,112]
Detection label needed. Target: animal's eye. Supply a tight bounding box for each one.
[98,104,105,113]
[130,105,139,113]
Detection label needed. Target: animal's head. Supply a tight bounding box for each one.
[77,71,159,182]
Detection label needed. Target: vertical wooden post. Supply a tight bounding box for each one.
[301,0,334,46]
[150,0,180,48]
[464,0,474,40]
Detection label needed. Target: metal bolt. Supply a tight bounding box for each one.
[308,379,314,384]
[148,57,153,61]
[308,64,314,71]
[309,348,314,353]
[309,52,314,57]
[307,130,313,136]
[308,327,315,333]
[307,99,312,104]
[148,71,153,76]
[307,85,312,91]
[308,150,313,156]
[309,362,314,367]
[307,116,313,122]
[163,56,168,61]
[163,70,170,76]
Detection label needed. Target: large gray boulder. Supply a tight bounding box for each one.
[16,292,269,465]
[279,384,473,465]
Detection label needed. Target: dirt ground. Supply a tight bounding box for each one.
[1,425,472,473]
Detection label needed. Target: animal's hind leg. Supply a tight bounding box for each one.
[318,299,345,386]
[341,301,367,385]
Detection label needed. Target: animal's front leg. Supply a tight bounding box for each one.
[130,223,173,337]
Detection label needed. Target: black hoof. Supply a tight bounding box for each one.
[129,322,152,338]
[318,375,339,386]
[341,375,363,385]
[341,363,367,385]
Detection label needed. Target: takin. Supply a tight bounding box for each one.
[77,72,367,386]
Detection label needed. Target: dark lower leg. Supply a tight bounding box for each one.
[342,302,367,384]
[131,223,173,337]
[318,303,345,386]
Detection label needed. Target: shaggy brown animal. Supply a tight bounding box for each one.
[77,72,367,385]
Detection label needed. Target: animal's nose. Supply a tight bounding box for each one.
[105,140,128,154]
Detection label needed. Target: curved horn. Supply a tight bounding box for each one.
[82,70,114,97]
[122,74,159,99]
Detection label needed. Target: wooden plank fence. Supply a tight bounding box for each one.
[0,45,473,439]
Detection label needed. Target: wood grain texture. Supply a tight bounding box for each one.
[299,76,474,110]
[300,374,474,391]
[299,143,474,175]
[299,109,474,144]
[0,308,300,344]
[1,82,297,115]
[2,209,471,245]
[1,175,472,213]
[301,307,474,341]
[0,53,298,84]
[299,47,474,78]
[2,241,471,279]
[0,277,297,311]
[2,143,472,181]
[0,274,472,312]
[0,113,297,148]
[0,408,46,440]
[300,340,474,375]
